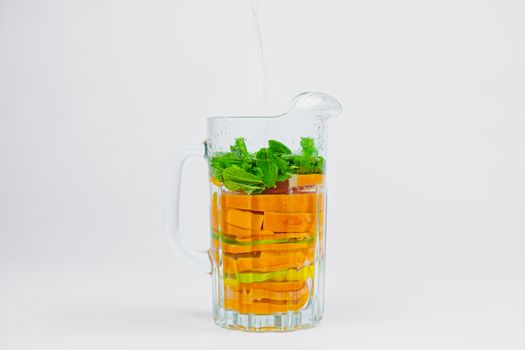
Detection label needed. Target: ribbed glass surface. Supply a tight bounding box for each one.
[209,181,326,331]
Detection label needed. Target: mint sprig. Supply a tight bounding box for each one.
[209,137,324,194]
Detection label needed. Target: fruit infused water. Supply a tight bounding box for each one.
[208,137,326,326]
[167,92,341,331]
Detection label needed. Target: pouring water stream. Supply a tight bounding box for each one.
[251,0,265,109]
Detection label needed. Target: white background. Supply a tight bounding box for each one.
[1,0,524,349]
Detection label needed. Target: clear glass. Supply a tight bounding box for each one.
[166,91,341,332]
[206,92,341,331]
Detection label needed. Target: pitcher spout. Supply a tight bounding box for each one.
[282,91,342,120]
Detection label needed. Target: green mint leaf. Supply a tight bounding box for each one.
[255,148,278,188]
[230,138,249,158]
[209,152,242,181]
[283,153,325,174]
[300,137,318,157]
[274,157,292,182]
[222,165,263,185]
[222,165,264,194]
[268,140,292,155]
[223,180,264,194]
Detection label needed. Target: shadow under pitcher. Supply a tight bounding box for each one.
[166,92,342,331]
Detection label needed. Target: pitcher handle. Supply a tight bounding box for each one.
[165,143,212,273]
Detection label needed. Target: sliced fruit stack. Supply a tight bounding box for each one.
[210,174,325,315]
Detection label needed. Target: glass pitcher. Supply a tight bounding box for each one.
[166,91,342,331]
